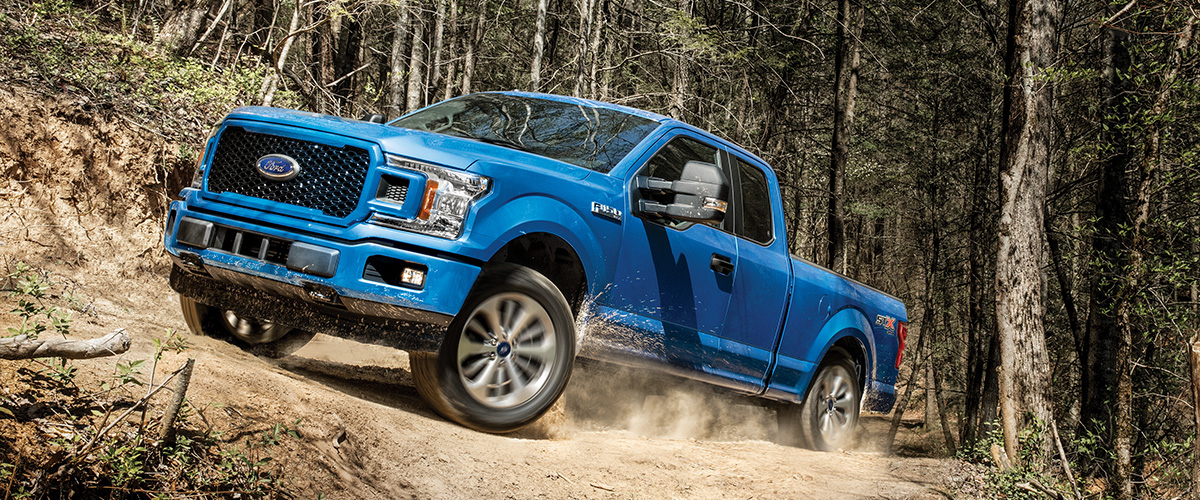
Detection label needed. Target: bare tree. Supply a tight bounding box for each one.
[261,0,309,107]
[443,0,459,101]
[825,0,863,273]
[460,0,487,95]
[994,0,1060,470]
[668,0,690,119]
[389,0,412,116]
[406,4,427,111]
[530,0,550,90]
[573,0,595,97]
[587,0,605,99]
[429,0,448,97]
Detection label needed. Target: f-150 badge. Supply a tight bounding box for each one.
[876,315,897,336]
[592,202,622,222]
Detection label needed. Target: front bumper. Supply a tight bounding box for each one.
[164,199,482,352]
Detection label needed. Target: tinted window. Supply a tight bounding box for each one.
[644,136,719,180]
[640,136,725,229]
[737,159,773,244]
[391,93,661,173]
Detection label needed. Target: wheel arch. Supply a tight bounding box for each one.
[804,307,877,390]
[488,231,589,318]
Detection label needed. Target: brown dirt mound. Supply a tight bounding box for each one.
[0,87,192,275]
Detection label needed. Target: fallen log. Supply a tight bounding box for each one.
[0,329,131,360]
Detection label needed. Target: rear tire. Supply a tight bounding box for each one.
[777,347,861,451]
[179,294,314,357]
[411,264,576,433]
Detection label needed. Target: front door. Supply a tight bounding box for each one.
[600,132,738,376]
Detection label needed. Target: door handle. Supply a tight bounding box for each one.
[710,253,734,275]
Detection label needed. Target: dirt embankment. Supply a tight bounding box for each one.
[0,86,191,275]
[0,88,969,498]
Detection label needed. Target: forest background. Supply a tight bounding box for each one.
[1,0,1198,497]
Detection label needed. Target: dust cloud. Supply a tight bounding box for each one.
[566,295,780,443]
[561,361,778,442]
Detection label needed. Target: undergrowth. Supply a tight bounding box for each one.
[0,0,302,147]
[0,261,298,497]
[956,420,1083,499]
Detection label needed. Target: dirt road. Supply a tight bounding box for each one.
[0,259,958,499]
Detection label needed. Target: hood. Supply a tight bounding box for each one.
[225,106,592,180]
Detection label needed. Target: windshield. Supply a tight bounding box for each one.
[390,94,662,173]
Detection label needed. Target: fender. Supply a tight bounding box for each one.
[473,193,613,296]
[765,307,876,403]
[802,307,876,378]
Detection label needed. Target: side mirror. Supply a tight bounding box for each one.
[361,113,386,124]
[636,160,729,224]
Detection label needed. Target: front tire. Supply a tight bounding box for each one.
[778,347,861,451]
[411,264,576,433]
[179,294,314,357]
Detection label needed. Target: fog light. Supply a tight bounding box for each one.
[401,268,426,287]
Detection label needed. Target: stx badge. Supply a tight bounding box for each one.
[876,315,897,336]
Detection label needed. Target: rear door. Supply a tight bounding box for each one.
[715,153,792,388]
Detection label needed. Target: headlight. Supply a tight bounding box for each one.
[370,155,491,239]
[191,124,221,189]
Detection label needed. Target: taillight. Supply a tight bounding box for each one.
[895,321,908,368]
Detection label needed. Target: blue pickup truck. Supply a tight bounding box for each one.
[163,91,907,450]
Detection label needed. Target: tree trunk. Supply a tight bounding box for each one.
[406,8,427,112]
[978,323,1003,438]
[442,0,459,101]
[189,0,232,54]
[460,0,487,95]
[261,0,305,107]
[961,135,991,447]
[530,0,549,90]
[994,0,1059,470]
[334,17,362,111]
[1115,17,1195,500]
[825,0,862,272]
[933,356,958,455]
[573,0,594,97]
[158,358,195,444]
[429,0,448,95]
[1080,2,1132,461]
[888,325,928,451]
[312,7,336,113]
[1193,217,1200,500]
[921,185,941,432]
[668,0,690,119]
[156,0,215,55]
[389,0,412,116]
[599,3,616,101]
[587,0,604,99]
[925,361,936,429]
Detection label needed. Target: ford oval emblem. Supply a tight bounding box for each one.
[255,154,301,182]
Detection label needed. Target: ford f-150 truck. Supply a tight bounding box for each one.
[163,91,907,450]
